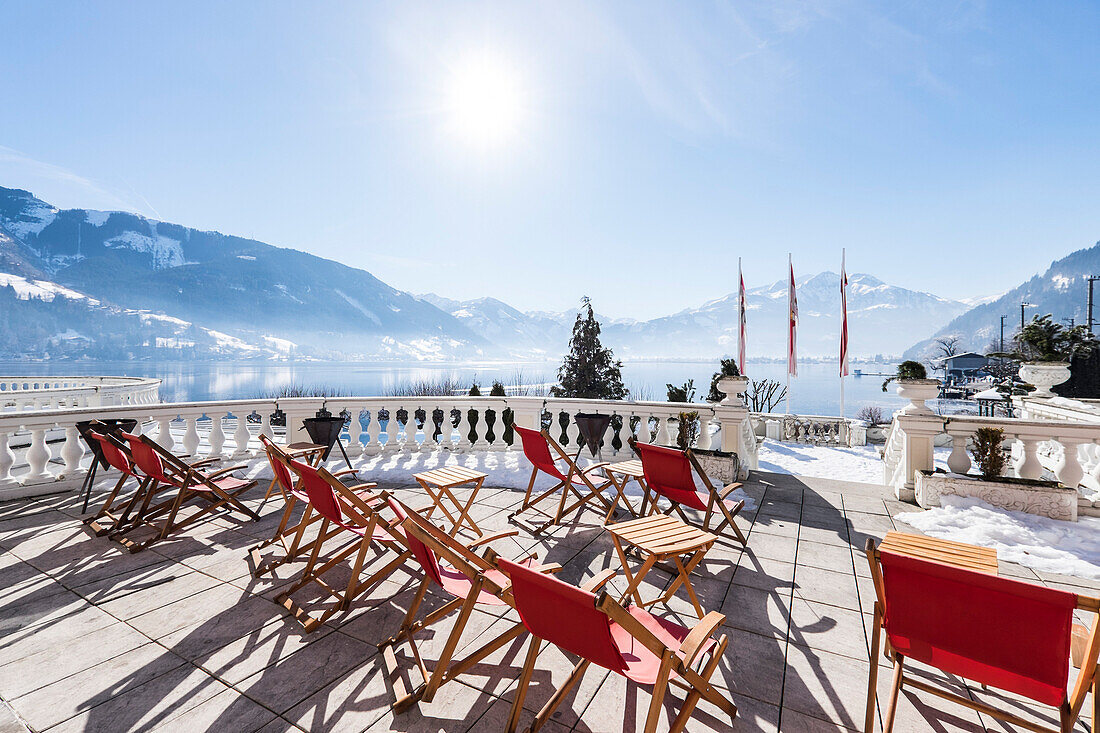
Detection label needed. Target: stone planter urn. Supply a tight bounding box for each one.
[1019,362,1071,398]
[692,447,746,483]
[717,376,749,407]
[914,470,1077,521]
[895,379,941,415]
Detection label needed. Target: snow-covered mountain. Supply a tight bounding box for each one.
[0,186,488,360]
[907,240,1100,360]
[421,273,968,360]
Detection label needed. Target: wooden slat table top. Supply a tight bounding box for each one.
[880,531,998,575]
[414,465,488,487]
[286,442,327,453]
[606,514,715,555]
[605,459,645,478]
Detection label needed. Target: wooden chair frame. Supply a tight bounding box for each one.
[248,434,359,577]
[633,441,748,546]
[510,427,615,532]
[108,434,256,552]
[382,501,561,712]
[273,463,408,633]
[82,427,152,537]
[505,569,737,733]
[864,538,1100,733]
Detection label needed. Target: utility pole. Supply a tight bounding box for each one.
[1020,302,1033,331]
[1088,276,1100,334]
[999,315,1008,353]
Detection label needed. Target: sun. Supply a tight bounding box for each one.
[444,51,526,149]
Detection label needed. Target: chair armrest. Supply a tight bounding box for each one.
[719,482,743,499]
[334,469,359,477]
[581,462,611,474]
[582,569,618,593]
[203,464,249,480]
[469,529,520,548]
[186,457,221,468]
[678,611,726,667]
[345,482,377,493]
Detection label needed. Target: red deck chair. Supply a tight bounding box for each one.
[82,430,149,536]
[108,433,258,552]
[635,442,747,545]
[510,425,615,531]
[248,434,361,577]
[864,538,1100,733]
[499,557,736,733]
[382,498,561,711]
[273,459,408,632]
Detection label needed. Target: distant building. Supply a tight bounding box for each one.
[934,352,989,385]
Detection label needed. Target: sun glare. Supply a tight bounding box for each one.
[444,51,526,149]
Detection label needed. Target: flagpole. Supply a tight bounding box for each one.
[786,253,792,416]
[840,247,846,422]
[738,256,743,374]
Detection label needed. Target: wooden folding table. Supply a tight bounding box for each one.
[414,466,487,537]
[606,513,717,618]
[602,459,649,520]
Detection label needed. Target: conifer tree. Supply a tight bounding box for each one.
[551,298,628,400]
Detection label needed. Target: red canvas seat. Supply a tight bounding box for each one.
[249,434,361,577]
[273,459,405,632]
[510,424,616,531]
[499,557,736,733]
[865,538,1100,733]
[382,498,559,711]
[105,433,258,551]
[635,442,747,545]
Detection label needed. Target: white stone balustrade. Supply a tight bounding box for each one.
[0,376,161,411]
[0,394,760,501]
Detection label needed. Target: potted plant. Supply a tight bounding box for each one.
[914,426,1078,520]
[706,358,748,406]
[882,361,939,414]
[1002,314,1095,397]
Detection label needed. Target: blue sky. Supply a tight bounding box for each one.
[1,1,1098,319]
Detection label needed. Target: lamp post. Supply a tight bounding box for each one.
[999,314,1008,353]
[1020,302,1033,331]
[1087,276,1100,334]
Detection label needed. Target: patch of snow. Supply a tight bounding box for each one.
[273,284,304,305]
[0,272,96,303]
[452,308,474,318]
[50,329,90,341]
[237,255,256,261]
[84,210,111,226]
[138,312,191,328]
[205,329,259,352]
[755,441,952,485]
[103,230,186,269]
[262,335,296,353]
[1052,274,1072,292]
[896,495,1100,580]
[3,200,57,239]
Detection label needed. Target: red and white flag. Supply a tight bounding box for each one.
[787,256,798,377]
[840,249,850,378]
[738,259,747,374]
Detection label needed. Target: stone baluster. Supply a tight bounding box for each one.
[384,406,400,453]
[1014,435,1043,480]
[24,428,51,482]
[654,414,672,447]
[364,408,381,455]
[616,412,633,454]
[696,412,713,451]
[1054,438,1084,488]
[260,412,274,443]
[635,411,652,444]
[453,405,471,453]
[440,406,456,451]
[208,413,226,457]
[398,406,413,452]
[233,413,252,457]
[946,432,971,475]
[345,408,364,456]
[0,431,15,485]
[60,426,84,478]
[564,413,580,452]
[157,415,175,452]
[182,415,201,457]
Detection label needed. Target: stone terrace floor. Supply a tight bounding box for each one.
[0,469,1097,733]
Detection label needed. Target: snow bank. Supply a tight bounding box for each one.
[896,495,1100,581]
[756,441,953,486]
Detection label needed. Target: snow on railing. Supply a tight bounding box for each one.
[0,394,758,500]
[0,376,161,412]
